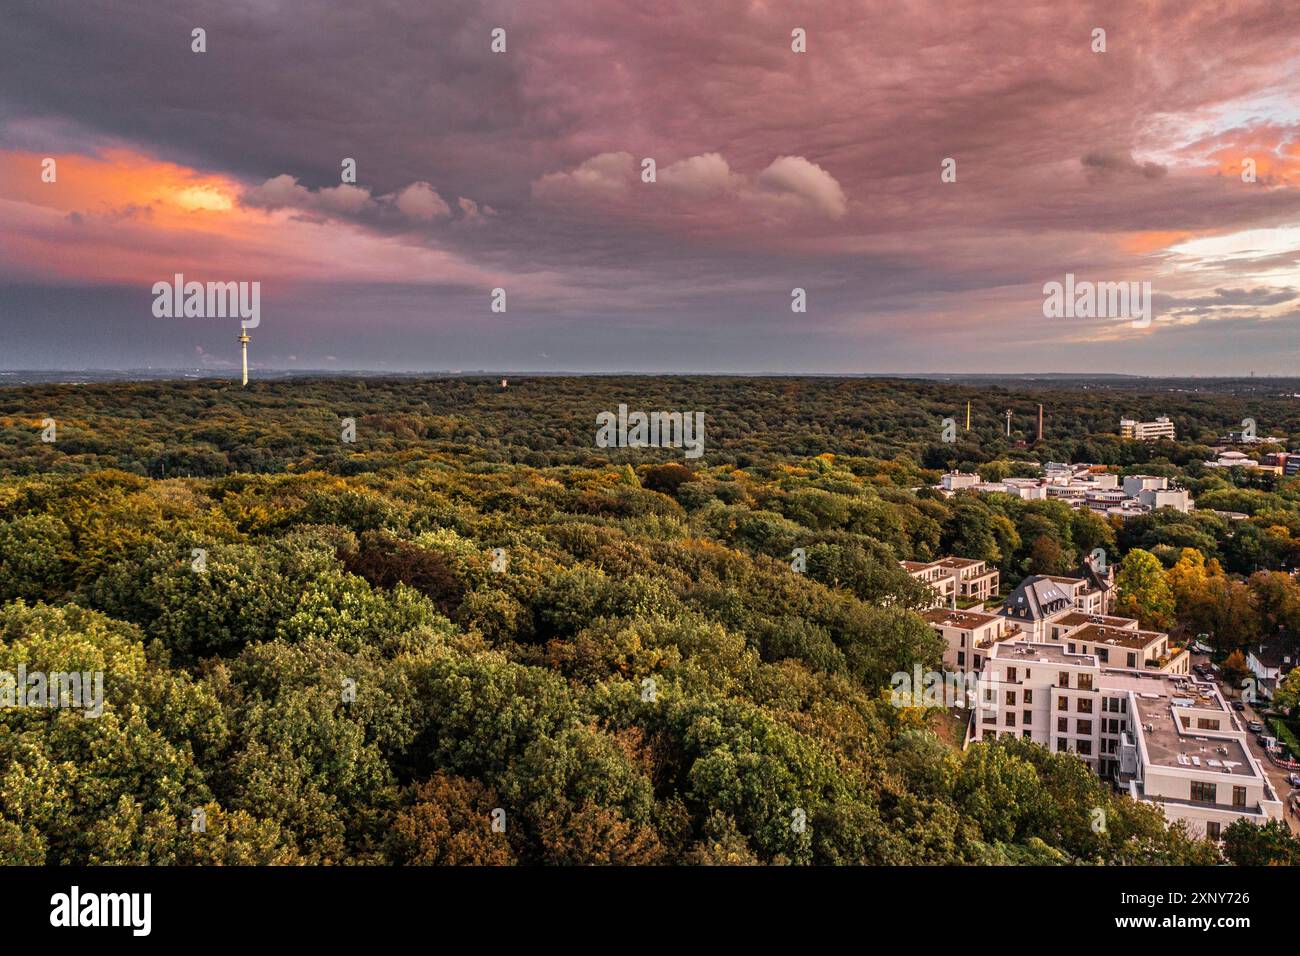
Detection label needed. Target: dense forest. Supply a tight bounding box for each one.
[2,375,1299,865]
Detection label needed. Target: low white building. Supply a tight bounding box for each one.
[1120,416,1176,441]
[937,466,1193,517]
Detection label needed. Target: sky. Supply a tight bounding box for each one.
[2,0,1300,375]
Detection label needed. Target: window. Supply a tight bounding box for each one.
[1056,739,1067,752]
[1006,712,1016,726]
[1233,786,1246,808]
[1058,672,1070,688]
[1005,691,1016,705]
[1023,710,1032,725]
[1007,667,1017,683]
[1127,653,1136,668]
[1057,696,1068,711]
[1197,718,1220,730]
[1057,717,1068,733]
[1022,729,1033,739]
[1191,781,1217,804]
[1067,643,1075,653]
[1077,698,1093,714]
[1206,821,1221,841]
[1077,719,1092,735]
[1023,689,1033,704]
[1078,674,1094,691]
[1077,740,1092,755]
[957,651,965,666]
[1097,648,1108,663]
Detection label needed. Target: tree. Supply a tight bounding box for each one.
[1222,819,1300,866]
[1027,534,1065,576]
[1220,650,1250,692]
[1115,549,1176,630]
[389,775,516,865]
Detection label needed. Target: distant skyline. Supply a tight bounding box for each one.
[3,1,1300,374]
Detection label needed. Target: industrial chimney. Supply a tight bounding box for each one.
[1037,403,1044,443]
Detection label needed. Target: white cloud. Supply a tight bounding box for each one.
[660,152,736,197]
[755,156,848,219]
[532,151,848,220]
[531,151,635,202]
[243,175,466,224]
[394,181,451,220]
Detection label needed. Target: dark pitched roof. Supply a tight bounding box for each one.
[999,575,1073,621]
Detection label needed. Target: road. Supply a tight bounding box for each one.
[1192,653,1300,833]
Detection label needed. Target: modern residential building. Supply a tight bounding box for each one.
[997,571,1115,637]
[969,640,1281,839]
[1120,416,1176,441]
[901,557,1000,608]
[901,560,957,609]
[921,607,1019,674]
[994,572,1188,674]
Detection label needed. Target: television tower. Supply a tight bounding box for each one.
[965,400,971,431]
[1004,409,1012,436]
[239,326,250,387]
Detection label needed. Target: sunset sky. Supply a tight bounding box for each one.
[2,0,1300,373]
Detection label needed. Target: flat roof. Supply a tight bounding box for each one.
[922,608,1000,628]
[1131,688,1254,777]
[1070,623,1166,650]
[1055,611,1136,629]
[991,641,1094,667]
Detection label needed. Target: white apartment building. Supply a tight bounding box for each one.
[922,607,1020,674]
[970,641,1281,839]
[993,575,1188,674]
[1120,416,1176,441]
[902,556,1000,608]
[901,560,956,608]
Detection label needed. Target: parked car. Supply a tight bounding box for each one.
[1232,700,1246,711]
[1288,772,1300,788]
[1249,720,1264,733]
